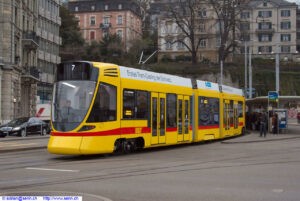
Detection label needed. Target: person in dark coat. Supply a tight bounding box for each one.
[260,111,268,137]
[272,113,278,135]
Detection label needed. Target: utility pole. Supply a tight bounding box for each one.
[275,32,280,107]
[244,41,248,98]
[220,60,223,86]
[249,46,252,99]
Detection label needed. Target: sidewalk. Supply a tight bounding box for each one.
[0,135,49,153]
[222,124,300,144]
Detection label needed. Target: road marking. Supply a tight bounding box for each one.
[0,142,37,147]
[25,167,79,172]
[272,189,284,193]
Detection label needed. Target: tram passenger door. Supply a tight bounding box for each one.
[151,93,159,145]
[234,101,238,130]
[223,100,230,137]
[151,92,166,145]
[177,95,183,142]
[183,96,190,141]
[158,93,166,144]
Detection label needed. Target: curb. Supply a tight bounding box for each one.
[221,136,300,144]
[0,146,47,153]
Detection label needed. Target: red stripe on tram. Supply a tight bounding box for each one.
[166,128,177,132]
[238,122,244,126]
[198,125,219,129]
[51,127,151,137]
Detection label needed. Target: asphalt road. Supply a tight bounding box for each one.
[1,133,300,201]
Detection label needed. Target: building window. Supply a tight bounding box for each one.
[200,39,206,47]
[198,8,207,17]
[199,23,205,32]
[281,21,291,30]
[241,12,250,19]
[104,4,108,10]
[281,10,290,17]
[117,30,123,40]
[75,16,80,26]
[117,15,123,25]
[102,31,108,38]
[240,22,250,31]
[263,2,267,6]
[90,31,95,40]
[258,11,272,18]
[166,40,172,49]
[75,6,78,12]
[258,46,272,53]
[259,22,272,30]
[281,34,291,42]
[281,46,291,53]
[103,16,110,24]
[178,40,184,49]
[118,4,122,10]
[259,34,272,42]
[91,5,95,11]
[90,16,95,25]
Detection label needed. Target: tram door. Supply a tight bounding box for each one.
[177,95,184,142]
[183,96,190,141]
[223,100,230,136]
[233,101,238,130]
[151,92,166,145]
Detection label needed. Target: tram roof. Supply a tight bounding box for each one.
[196,80,219,92]
[222,85,243,96]
[119,66,192,88]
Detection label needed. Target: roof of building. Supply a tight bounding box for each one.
[246,0,297,8]
[68,0,142,17]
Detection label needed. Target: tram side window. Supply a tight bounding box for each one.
[136,91,148,119]
[238,101,244,118]
[123,89,148,119]
[198,97,219,126]
[87,82,117,122]
[166,94,177,128]
[123,90,135,119]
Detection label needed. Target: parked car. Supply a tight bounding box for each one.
[0,117,50,137]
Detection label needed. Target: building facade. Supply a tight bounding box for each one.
[0,0,61,123]
[37,0,62,104]
[156,0,299,63]
[238,0,299,62]
[157,2,219,62]
[0,0,39,123]
[68,0,142,49]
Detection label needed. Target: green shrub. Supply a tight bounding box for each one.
[175,55,191,62]
[160,54,173,62]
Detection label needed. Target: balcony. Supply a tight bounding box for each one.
[100,23,111,29]
[29,67,40,80]
[57,17,61,25]
[22,31,39,50]
[255,28,275,34]
[22,67,40,83]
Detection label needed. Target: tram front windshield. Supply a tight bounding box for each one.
[52,62,98,132]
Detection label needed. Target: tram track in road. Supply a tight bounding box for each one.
[1,142,300,191]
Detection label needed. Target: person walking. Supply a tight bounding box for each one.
[272,113,278,135]
[260,111,268,137]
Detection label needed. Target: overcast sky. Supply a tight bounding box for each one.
[286,0,300,4]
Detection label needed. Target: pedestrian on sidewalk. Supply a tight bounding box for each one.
[260,111,268,137]
[272,113,278,135]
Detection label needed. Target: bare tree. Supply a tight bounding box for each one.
[160,0,212,64]
[209,0,246,63]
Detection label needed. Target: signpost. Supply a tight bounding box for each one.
[268,91,279,134]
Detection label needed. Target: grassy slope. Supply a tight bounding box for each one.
[142,62,300,96]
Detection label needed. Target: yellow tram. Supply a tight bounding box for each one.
[48,61,245,155]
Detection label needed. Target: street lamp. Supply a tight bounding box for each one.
[235,39,248,98]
